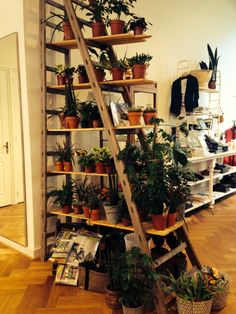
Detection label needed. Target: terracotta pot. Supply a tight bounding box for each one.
[62,204,72,214]
[143,112,156,125]
[167,212,177,227]
[122,217,132,226]
[134,26,144,35]
[73,204,83,214]
[95,162,106,174]
[83,206,91,218]
[62,21,75,40]
[55,161,63,171]
[151,214,167,230]
[105,286,122,310]
[111,67,124,80]
[128,111,143,125]
[91,209,100,220]
[93,120,102,128]
[63,161,73,172]
[94,68,106,81]
[208,80,216,89]
[110,19,125,35]
[91,21,106,37]
[132,64,147,79]
[58,112,66,128]
[65,116,79,129]
[57,74,65,85]
[78,74,89,84]
[85,165,95,173]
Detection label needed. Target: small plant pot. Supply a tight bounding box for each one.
[176,296,213,314]
[93,119,102,128]
[82,206,91,218]
[110,19,125,35]
[133,26,144,35]
[95,162,106,174]
[58,112,66,128]
[91,209,100,220]
[85,165,95,173]
[55,161,63,171]
[62,21,75,40]
[91,21,106,37]
[62,204,72,214]
[121,303,144,314]
[104,203,122,224]
[132,64,147,79]
[65,116,79,129]
[111,67,124,80]
[143,112,156,125]
[208,80,216,89]
[73,204,83,214]
[63,161,73,172]
[128,111,143,125]
[167,212,177,227]
[57,74,65,85]
[151,214,167,230]
[78,74,89,84]
[122,217,132,226]
[105,286,122,310]
[94,68,106,81]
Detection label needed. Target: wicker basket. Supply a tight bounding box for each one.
[176,296,213,314]
[212,279,230,311]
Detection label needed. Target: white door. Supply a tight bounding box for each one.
[0,68,12,207]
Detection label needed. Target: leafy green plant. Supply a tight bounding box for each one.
[87,186,101,209]
[127,16,152,32]
[55,65,75,78]
[106,0,136,21]
[120,247,158,308]
[75,64,87,76]
[63,83,79,117]
[86,0,108,23]
[51,142,64,162]
[91,147,112,163]
[48,181,73,207]
[62,141,75,163]
[127,105,143,112]
[127,53,152,67]
[79,153,95,167]
[73,176,89,204]
[143,105,156,113]
[77,101,94,122]
[107,251,123,291]
[107,173,120,206]
[199,44,220,82]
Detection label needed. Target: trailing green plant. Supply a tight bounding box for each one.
[199,44,220,82]
[127,53,153,67]
[126,15,152,32]
[106,0,136,21]
[91,147,112,163]
[120,247,158,308]
[47,181,73,207]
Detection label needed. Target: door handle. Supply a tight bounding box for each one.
[3,141,9,154]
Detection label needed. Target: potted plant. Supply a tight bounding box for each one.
[73,177,89,214]
[77,101,94,128]
[120,247,158,314]
[78,152,95,173]
[127,53,152,79]
[103,173,122,224]
[48,181,73,214]
[91,147,112,174]
[110,58,128,81]
[55,65,75,85]
[73,149,87,171]
[63,83,80,129]
[51,142,64,171]
[143,105,157,125]
[104,157,115,174]
[121,200,132,226]
[86,0,107,37]
[90,103,103,127]
[106,0,136,35]
[75,64,89,83]
[127,106,143,125]
[199,44,220,89]
[62,141,75,171]
[87,187,101,220]
[45,11,75,41]
[127,16,152,35]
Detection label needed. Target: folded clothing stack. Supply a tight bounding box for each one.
[214,163,231,174]
[213,182,231,193]
[204,135,228,153]
[220,174,236,188]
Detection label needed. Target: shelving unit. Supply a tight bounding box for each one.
[41,1,202,313]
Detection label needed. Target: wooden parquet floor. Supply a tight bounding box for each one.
[0,195,236,314]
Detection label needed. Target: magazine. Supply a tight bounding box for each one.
[55,264,79,286]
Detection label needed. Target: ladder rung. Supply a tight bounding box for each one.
[46,0,64,10]
[46,87,65,95]
[46,65,56,73]
[45,20,63,31]
[46,43,68,54]
[154,242,187,267]
[72,0,94,11]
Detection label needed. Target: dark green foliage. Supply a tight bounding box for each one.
[78,153,95,167]
[64,83,79,117]
[127,53,152,67]
[85,0,107,22]
[127,16,152,32]
[108,173,119,206]
[48,181,73,207]
[106,0,136,20]
[199,44,220,81]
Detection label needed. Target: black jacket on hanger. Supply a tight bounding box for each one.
[170,74,199,116]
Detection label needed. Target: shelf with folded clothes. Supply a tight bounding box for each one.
[185,197,212,213]
[214,187,236,201]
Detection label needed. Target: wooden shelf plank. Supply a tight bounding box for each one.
[47,170,108,176]
[47,125,154,132]
[49,34,152,49]
[47,79,155,90]
[49,209,186,236]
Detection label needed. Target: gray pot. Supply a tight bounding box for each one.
[103,203,122,224]
[122,303,144,314]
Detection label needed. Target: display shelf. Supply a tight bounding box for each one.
[47,125,154,132]
[49,209,186,237]
[49,33,152,49]
[213,166,236,180]
[47,170,109,176]
[188,177,210,186]
[185,197,211,213]
[188,150,236,164]
[199,87,219,94]
[214,187,236,201]
[47,79,155,91]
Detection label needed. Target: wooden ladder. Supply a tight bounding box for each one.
[41,1,202,313]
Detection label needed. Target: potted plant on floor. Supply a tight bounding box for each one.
[75,64,89,84]
[126,16,152,35]
[86,0,107,37]
[127,53,152,79]
[51,142,64,171]
[127,106,143,125]
[120,247,158,314]
[48,181,73,214]
[103,173,122,224]
[78,152,95,173]
[143,105,157,125]
[91,147,112,174]
[106,0,136,35]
